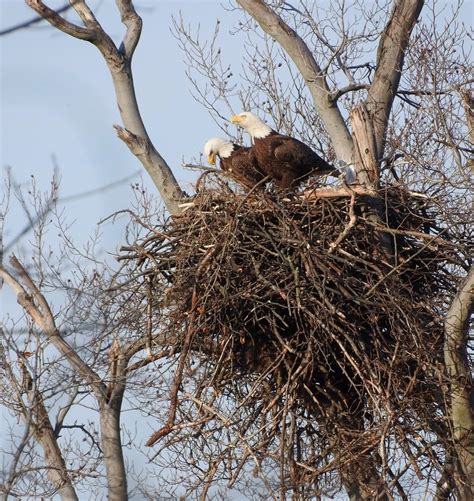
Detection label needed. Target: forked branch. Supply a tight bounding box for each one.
[25,0,185,214]
[367,0,425,159]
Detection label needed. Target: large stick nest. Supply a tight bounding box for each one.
[119,179,465,494]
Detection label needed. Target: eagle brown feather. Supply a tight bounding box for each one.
[231,112,335,189]
[203,138,266,190]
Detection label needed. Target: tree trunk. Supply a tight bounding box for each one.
[100,396,128,501]
[367,0,425,159]
[444,267,474,497]
[108,65,184,215]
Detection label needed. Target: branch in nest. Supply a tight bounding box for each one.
[329,194,357,253]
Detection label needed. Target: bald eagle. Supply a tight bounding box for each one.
[230,112,335,189]
[203,137,266,190]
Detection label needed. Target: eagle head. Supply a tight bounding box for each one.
[203,138,234,164]
[230,112,272,139]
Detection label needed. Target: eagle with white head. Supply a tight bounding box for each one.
[230,112,335,189]
[203,137,266,190]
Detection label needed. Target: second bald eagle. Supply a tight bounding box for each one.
[231,112,335,189]
[204,137,266,190]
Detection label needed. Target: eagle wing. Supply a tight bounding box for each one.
[272,135,334,175]
[222,146,266,189]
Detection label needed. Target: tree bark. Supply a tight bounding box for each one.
[367,0,425,159]
[23,369,79,501]
[444,267,474,497]
[108,65,184,214]
[100,402,128,501]
[350,105,380,189]
[236,0,354,164]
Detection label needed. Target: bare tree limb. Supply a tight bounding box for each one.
[18,356,79,501]
[331,83,370,102]
[444,267,474,496]
[0,257,108,401]
[0,256,130,500]
[25,0,185,214]
[115,0,142,58]
[0,2,72,36]
[25,0,95,40]
[367,0,425,159]
[236,0,354,163]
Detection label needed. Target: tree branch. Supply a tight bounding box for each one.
[367,0,425,159]
[444,267,474,495]
[115,0,142,58]
[236,0,353,163]
[17,356,79,501]
[0,257,108,401]
[331,83,370,102]
[25,0,95,40]
[25,0,185,214]
[0,2,72,36]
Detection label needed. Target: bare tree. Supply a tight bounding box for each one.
[1,0,472,499]
[1,176,175,500]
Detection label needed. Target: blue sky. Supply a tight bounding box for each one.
[1,0,248,250]
[1,3,250,496]
[2,0,472,250]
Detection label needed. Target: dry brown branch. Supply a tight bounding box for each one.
[328,193,357,253]
[146,288,199,447]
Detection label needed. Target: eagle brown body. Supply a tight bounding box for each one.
[253,131,335,189]
[220,144,266,189]
[203,138,266,190]
[231,112,336,189]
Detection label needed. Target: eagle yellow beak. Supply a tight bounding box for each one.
[230,114,243,124]
[207,152,217,165]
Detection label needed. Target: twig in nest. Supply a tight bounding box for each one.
[328,193,357,253]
